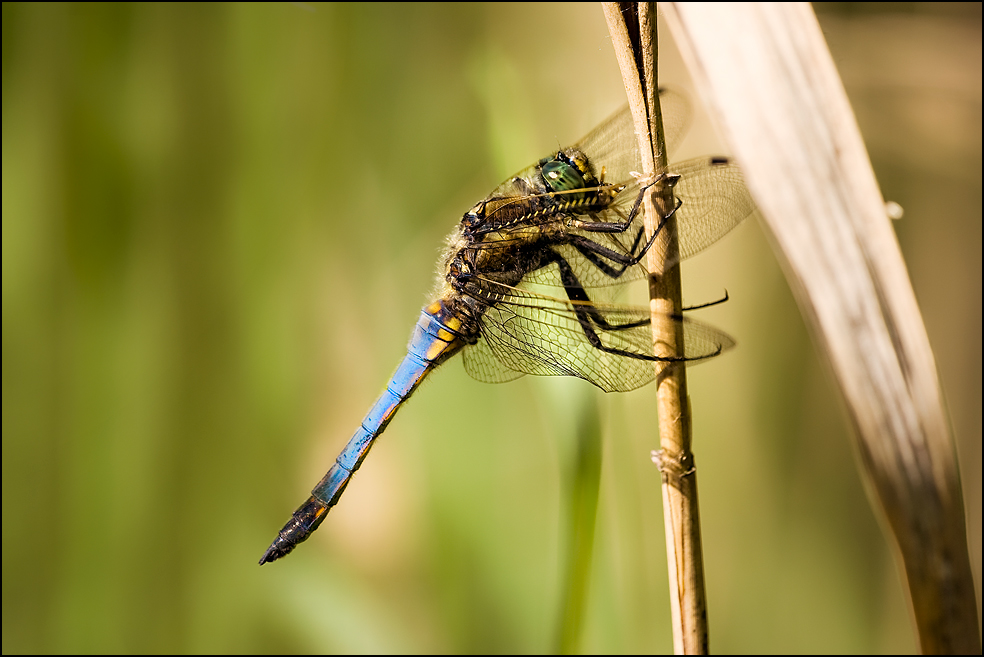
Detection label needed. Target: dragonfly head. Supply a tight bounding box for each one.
[540,149,591,188]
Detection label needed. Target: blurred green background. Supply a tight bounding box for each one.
[2,2,980,653]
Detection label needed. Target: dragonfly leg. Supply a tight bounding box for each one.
[566,173,679,235]
[567,230,646,279]
[543,249,712,362]
[566,197,682,280]
[683,291,729,312]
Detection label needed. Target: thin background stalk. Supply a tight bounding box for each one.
[555,397,602,654]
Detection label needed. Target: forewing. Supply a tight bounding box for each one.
[655,156,757,269]
[464,282,735,393]
[574,88,691,184]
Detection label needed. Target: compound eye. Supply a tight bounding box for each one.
[541,159,585,192]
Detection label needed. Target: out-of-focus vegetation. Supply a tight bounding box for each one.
[3,3,979,653]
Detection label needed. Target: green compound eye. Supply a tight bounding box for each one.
[541,159,585,192]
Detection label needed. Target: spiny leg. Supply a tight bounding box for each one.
[565,196,681,280]
[541,249,701,363]
[567,230,646,279]
[567,186,684,280]
[566,174,676,235]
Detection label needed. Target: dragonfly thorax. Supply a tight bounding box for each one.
[446,239,545,304]
[458,147,618,236]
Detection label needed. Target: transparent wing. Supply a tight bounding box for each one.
[461,281,735,393]
[573,88,691,183]
[653,156,756,269]
[485,89,690,200]
[461,330,527,384]
[485,155,755,295]
[568,90,754,277]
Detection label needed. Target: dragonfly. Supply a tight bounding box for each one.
[259,89,755,564]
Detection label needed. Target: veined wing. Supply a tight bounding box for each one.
[483,89,690,202]
[474,154,755,300]
[462,280,734,393]
[650,156,755,269]
[566,88,691,184]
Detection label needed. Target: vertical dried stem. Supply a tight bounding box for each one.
[603,3,708,653]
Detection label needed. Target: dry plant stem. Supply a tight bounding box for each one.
[603,3,708,653]
[664,3,980,653]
